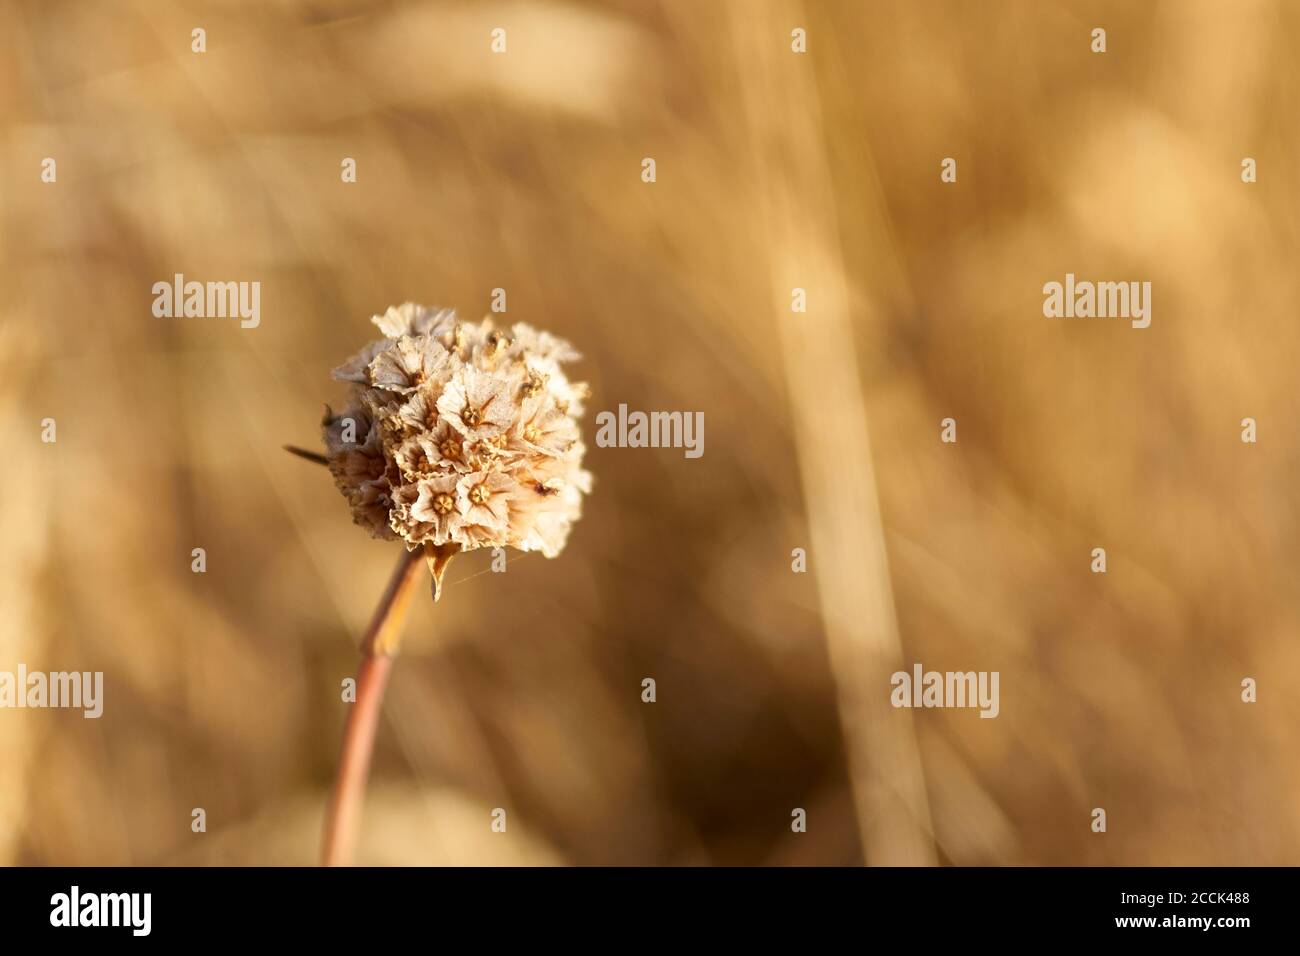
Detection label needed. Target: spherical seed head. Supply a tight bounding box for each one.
[323,305,592,557]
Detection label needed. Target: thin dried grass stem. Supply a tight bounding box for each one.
[283,444,329,466]
[723,5,935,864]
[321,546,426,866]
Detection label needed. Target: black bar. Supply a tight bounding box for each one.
[0,866,1281,943]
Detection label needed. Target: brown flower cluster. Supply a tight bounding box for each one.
[323,304,591,557]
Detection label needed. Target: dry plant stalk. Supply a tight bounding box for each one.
[301,303,591,866]
[724,4,935,864]
[319,546,423,868]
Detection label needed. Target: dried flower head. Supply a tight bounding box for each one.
[323,304,591,558]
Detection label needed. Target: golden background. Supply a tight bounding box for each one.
[2,0,1297,865]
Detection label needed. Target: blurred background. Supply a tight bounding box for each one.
[2,0,1298,865]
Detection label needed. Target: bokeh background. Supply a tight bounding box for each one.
[2,0,1298,865]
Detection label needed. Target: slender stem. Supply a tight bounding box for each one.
[321,547,426,866]
[284,445,329,466]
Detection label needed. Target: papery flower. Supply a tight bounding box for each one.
[391,433,442,481]
[331,339,392,385]
[436,364,520,440]
[368,336,451,394]
[387,480,438,543]
[511,389,580,457]
[456,470,515,531]
[323,304,591,557]
[402,473,464,545]
[372,302,458,340]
